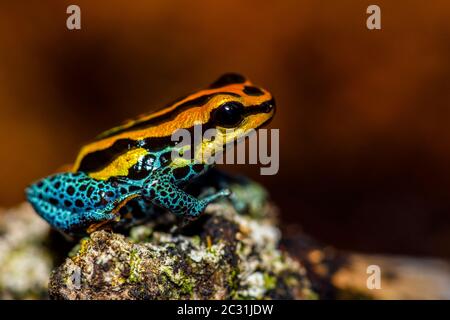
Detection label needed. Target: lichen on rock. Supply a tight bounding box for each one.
[0,204,53,299]
[49,195,315,300]
[2,178,449,300]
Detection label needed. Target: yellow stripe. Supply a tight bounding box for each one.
[88,148,148,180]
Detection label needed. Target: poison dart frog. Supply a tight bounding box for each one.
[26,73,275,235]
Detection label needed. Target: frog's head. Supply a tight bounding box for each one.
[74,73,275,173]
[191,73,276,163]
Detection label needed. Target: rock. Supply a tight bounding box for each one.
[282,228,450,300]
[3,177,450,300]
[49,201,316,300]
[281,226,346,299]
[332,253,450,299]
[0,204,53,299]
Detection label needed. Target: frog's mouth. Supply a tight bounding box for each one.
[198,126,272,164]
[233,98,276,137]
[244,98,276,118]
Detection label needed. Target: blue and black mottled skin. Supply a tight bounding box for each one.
[26,73,275,236]
[27,154,224,234]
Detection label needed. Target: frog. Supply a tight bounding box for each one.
[25,73,275,235]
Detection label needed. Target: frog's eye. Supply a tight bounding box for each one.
[212,102,244,127]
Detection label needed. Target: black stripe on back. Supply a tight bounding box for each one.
[78,139,137,173]
[97,92,240,140]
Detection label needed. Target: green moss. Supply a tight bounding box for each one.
[112,275,126,286]
[207,244,218,255]
[284,275,300,287]
[180,279,194,295]
[161,265,195,296]
[68,244,81,258]
[191,235,201,247]
[306,291,319,300]
[69,237,90,258]
[263,273,277,291]
[128,249,142,283]
[229,181,268,219]
[129,226,153,242]
[165,243,177,250]
[228,267,240,297]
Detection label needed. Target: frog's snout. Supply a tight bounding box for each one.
[262,98,276,114]
[25,181,43,206]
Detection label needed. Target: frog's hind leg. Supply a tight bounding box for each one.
[26,172,135,234]
[28,196,116,234]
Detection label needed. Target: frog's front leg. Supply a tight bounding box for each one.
[142,172,230,218]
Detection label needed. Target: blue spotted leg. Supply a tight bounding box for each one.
[142,171,231,219]
[26,172,140,233]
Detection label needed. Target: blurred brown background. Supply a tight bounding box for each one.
[1,1,449,257]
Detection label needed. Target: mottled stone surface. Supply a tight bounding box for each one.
[49,201,316,300]
[332,253,450,300]
[0,204,53,299]
[2,179,450,300]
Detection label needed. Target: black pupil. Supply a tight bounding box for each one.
[213,102,244,127]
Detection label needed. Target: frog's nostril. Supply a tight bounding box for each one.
[267,98,276,112]
[261,98,275,113]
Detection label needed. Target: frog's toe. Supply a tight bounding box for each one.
[199,189,232,208]
[217,188,232,198]
[200,188,231,201]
